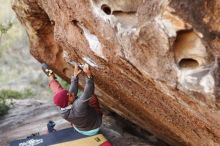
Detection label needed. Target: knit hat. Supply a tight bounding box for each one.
[53,90,69,108]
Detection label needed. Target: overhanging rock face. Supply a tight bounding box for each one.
[12,0,220,145]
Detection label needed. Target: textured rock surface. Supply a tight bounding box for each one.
[12,0,220,145]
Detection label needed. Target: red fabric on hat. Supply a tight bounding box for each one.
[53,90,69,108]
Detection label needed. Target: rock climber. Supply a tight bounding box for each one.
[42,63,102,136]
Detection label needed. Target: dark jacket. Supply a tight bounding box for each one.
[59,76,102,131]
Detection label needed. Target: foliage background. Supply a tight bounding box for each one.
[0,0,53,116]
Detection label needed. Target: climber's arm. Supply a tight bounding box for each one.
[68,63,81,96]
[69,76,79,96]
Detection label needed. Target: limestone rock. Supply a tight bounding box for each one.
[12,0,220,145]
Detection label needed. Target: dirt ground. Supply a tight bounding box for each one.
[0,99,169,146]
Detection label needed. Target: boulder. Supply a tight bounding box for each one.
[12,0,220,145]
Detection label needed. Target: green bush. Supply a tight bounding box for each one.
[0,89,34,117]
[0,89,22,99]
[0,88,34,99]
[0,22,14,57]
[0,22,13,35]
[22,88,34,98]
[0,97,9,116]
[57,77,70,89]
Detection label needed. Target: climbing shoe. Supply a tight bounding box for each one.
[42,63,54,77]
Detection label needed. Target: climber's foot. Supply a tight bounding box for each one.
[42,63,54,77]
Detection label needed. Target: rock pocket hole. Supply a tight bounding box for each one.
[101,4,111,15]
[62,68,68,74]
[174,30,207,69]
[71,20,80,26]
[178,58,199,68]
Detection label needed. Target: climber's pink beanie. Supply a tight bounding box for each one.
[53,90,69,108]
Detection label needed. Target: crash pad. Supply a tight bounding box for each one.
[10,127,111,146]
